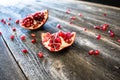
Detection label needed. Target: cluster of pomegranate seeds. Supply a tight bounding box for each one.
[56,24,61,29]
[37,52,43,58]
[32,12,44,21]
[20,35,26,41]
[21,17,34,27]
[22,49,28,53]
[1,19,6,24]
[12,27,16,32]
[31,39,36,43]
[108,30,115,37]
[15,20,19,24]
[88,50,100,55]
[70,16,76,20]
[96,34,101,40]
[10,35,15,40]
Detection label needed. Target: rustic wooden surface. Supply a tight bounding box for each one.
[0,0,120,80]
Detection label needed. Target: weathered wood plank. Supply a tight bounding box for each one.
[0,0,120,80]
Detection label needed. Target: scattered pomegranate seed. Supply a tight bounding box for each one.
[117,39,120,43]
[31,33,36,37]
[10,35,15,40]
[56,24,61,29]
[31,39,36,43]
[101,24,109,31]
[0,32,2,35]
[88,50,94,55]
[103,13,107,16]
[20,35,26,40]
[8,22,11,26]
[66,9,70,14]
[12,28,16,31]
[9,18,11,20]
[22,49,28,53]
[78,13,82,16]
[94,26,100,29]
[94,50,100,55]
[83,28,87,31]
[3,21,6,24]
[69,21,72,24]
[70,16,76,20]
[38,52,43,58]
[96,35,101,40]
[15,20,19,24]
[108,30,115,37]
[1,19,4,22]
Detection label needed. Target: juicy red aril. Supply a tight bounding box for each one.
[21,17,34,27]
[108,30,115,37]
[55,37,61,43]
[15,20,19,24]
[31,39,36,43]
[101,24,109,31]
[78,13,82,16]
[0,32,2,35]
[117,39,120,43]
[70,16,76,20]
[31,33,36,38]
[12,28,16,31]
[32,12,44,21]
[94,26,100,29]
[94,50,100,55]
[22,49,28,53]
[20,35,26,40]
[103,13,107,16]
[83,28,87,31]
[1,19,4,22]
[66,9,70,14]
[38,52,43,58]
[69,21,72,24]
[10,35,15,40]
[56,24,61,29]
[88,50,94,55]
[3,21,6,24]
[96,35,101,40]
[9,18,11,20]
[8,22,11,26]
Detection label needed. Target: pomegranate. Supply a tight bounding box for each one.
[20,10,48,30]
[41,31,76,52]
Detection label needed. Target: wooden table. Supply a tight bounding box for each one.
[0,0,120,80]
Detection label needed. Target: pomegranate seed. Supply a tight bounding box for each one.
[38,52,43,58]
[88,50,94,55]
[83,28,87,31]
[0,32,2,35]
[94,50,100,55]
[78,13,82,16]
[103,13,107,16]
[9,18,11,20]
[1,19,4,22]
[10,35,15,40]
[31,39,36,43]
[22,49,28,53]
[66,9,70,14]
[70,16,76,20]
[12,28,16,31]
[94,26,100,29]
[31,33,36,37]
[20,35,26,40]
[3,21,6,24]
[15,20,19,24]
[101,24,109,31]
[96,35,101,40]
[108,30,115,37]
[56,24,61,29]
[117,39,120,43]
[69,21,72,24]
[8,22,11,26]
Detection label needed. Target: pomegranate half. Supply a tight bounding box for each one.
[41,31,76,52]
[20,10,48,30]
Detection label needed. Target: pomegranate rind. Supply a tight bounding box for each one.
[41,31,76,52]
[20,10,48,30]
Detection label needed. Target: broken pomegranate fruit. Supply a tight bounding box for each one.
[41,31,76,52]
[20,10,48,30]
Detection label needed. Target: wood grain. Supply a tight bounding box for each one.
[0,0,120,80]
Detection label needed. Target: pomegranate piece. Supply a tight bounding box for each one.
[15,20,19,24]
[10,35,15,40]
[101,24,109,31]
[20,10,48,30]
[20,35,26,41]
[38,52,43,58]
[88,50,94,55]
[22,49,28,53]
[96,35,101,40]
[41,31,76,52]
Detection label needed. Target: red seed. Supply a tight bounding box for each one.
[108,30,115,37]
[78,13,82,16]
[101,24,109,31]
[83,28,87,31]
[103,13,107,16]
[66,9,70,14]
[0,32,2,35]
[12,28,16,31]
[10,35,15,40]
[3,21,6,24]
[22,49,28,53]
[15,20,19,24]
[56,24,61,29]
[94,26,100,29]
[8,22,11,26]
[38,52,43,58]
[1,19,4,22]
[31,39,36,43]
[9,18,11,20]
[117,39,120,43]
[94,50,100,55]
[88,50,94,55]
[20,35,26,40]
[96,35,101,40]
[70,16,76,20]
[31,33,36,37]
[69,21,72,24]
